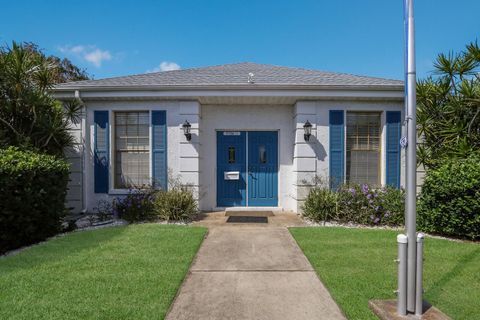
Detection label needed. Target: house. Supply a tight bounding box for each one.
[53,62,405,213]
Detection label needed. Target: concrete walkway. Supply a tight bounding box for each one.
[166,213,346,320]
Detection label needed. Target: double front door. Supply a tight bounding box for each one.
[217,131,278,207]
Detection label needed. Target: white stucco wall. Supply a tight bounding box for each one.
[81,100,199,212]
[200,104,296,211]
[293,100,405,211]
[65,107,85,214]
[67,98,404,214]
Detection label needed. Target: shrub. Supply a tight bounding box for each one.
[153,187,198,221]
[0,147,69,254]
[302,187,337,224]
[111,181,198,223]
[335,184,370,224]
[113,187,157,222]
[378,186,405,226]
[302,182,405,227]
[418,156,480,240]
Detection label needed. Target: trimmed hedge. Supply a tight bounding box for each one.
[0,147,70,254]
[418,156,480,240]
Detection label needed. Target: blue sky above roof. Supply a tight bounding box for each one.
[1,0,479,80]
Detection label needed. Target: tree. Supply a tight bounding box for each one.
[23,42,89,83]
[417,41,480,168]
[0,41,88,156]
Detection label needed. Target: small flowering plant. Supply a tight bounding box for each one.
[332,183,405,226]
[302,177,405,226]
[93,200,115,222]
[335,184,370,224]
[113,185,157,222]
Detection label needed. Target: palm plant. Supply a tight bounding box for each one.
[417,41,480,168]
[0,42,85,156]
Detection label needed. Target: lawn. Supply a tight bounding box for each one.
[0,224,207,320]
[290,227,479,320]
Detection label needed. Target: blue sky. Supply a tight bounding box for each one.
[1,0,479,80]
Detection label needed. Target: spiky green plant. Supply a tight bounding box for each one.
[0,42,87,156]
[417,41,480,168]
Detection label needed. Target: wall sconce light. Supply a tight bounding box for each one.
[182,120,192,141]
[303,120,312,141]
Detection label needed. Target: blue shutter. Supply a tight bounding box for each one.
[386,111,401,187]
[94,111,109,193]
[152,111,167,189]
[329,110,345,189]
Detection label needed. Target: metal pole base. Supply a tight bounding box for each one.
[415,233,425,316]
[396,234,408,315]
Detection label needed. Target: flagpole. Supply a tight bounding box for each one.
[404,0,418,313]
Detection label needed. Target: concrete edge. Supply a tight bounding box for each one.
[164,228,210,319]
[286,227,348,319]
[369,299,452,320]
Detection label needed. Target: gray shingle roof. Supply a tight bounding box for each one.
[54,62,403,90]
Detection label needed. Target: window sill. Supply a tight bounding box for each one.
[108,189,131,195]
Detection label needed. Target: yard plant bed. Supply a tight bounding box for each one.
[290,227,479,320]
[0,224,207,320]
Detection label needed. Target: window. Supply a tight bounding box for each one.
[259,145,267,163]
[346,112,381,185]
[228,146,236,163]
[114,112,150,188]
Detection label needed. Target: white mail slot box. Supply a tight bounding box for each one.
[224,171,240,180]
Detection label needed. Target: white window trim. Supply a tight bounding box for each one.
[381,111,387,185]
[108,110,152,194]
[344,110,384,186]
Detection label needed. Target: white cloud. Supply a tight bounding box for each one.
[147,61,181,73]
[58,45,112,67]
[69,45,86,54]
[84,49,112,67]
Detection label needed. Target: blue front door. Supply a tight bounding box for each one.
[217,131,278,207]
[248,131,278,206]
[217,131,247,206]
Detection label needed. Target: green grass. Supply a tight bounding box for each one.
[290,227,480,320]
[0,224,207,320]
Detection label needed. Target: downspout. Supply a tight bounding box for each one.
[75,90,88,214]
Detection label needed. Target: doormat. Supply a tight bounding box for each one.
[225,211,274,217]
[226,216,268,223]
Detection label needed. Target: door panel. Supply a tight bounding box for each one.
[248,131,278,206]
[216,131,247,206]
